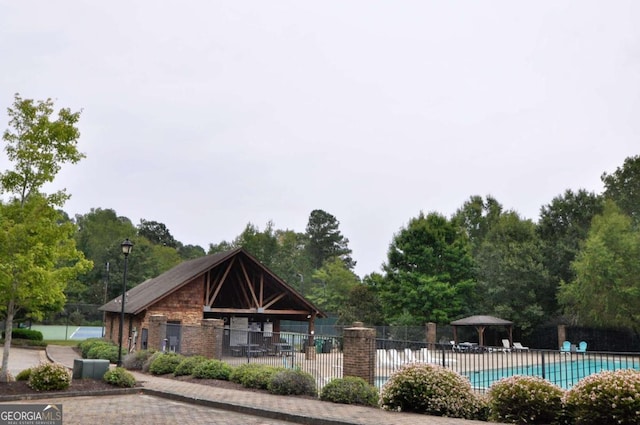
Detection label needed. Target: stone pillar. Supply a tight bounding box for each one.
[342,321,376,386]
[148,315,167,351]
[426,322,437,347]
[200,319,224,359]
[558,325,567,350]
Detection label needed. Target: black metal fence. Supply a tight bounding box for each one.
[373,339,640,392]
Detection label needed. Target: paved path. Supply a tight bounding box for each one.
[43,345,495,425]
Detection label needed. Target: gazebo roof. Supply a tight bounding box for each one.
[450,315,513,326]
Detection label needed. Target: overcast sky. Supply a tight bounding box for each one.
[1,1,638,278]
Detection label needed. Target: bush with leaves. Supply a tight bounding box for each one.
[142,351,163,373]
[28,363,71,391]
[320,376,379,406]
[379,363,483,420]
[174,355,207,377]
[79,339,111,358]
[563,369,640,425]
[229,364,283,390]
[123,349,156,371]
[149,352,184,375]
[488,375,564,424]
[192,359,233,380]
[268,369,317,397]
[90,345,124,364]
[15,368,31,381]
[3,328,43,341]
[103,367,136,388]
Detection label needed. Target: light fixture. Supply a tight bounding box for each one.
[117,238,133,367]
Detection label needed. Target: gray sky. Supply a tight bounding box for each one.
[1,1,638,278]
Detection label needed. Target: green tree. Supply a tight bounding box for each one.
[475,212,550,332]
[307,258,360,317]
[452,195,503,255]
[137,219,178,248]
[74,208,137,303]
[305,209,355,270]
[537,189,604,312]
[601,155,640,224]
[559,201,640,332]
[339,276,385,326]
[0,94,91,381]
[379,212,475,325]
[176,243,206,260]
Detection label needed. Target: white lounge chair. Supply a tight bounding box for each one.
[403,348,417,363]
[501,339,512,353]
[513,342,529,351]
[387,349,403,368]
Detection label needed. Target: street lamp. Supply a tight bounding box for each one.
[117,238,133,367]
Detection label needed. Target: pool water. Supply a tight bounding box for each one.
[465,358,640,389]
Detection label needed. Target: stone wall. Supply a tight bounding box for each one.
[342,322,376,385]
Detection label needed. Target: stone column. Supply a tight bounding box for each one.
[342,321,376,386]
[200,319,224,359]
[148,315,167,351]
[558,324,567,350]
[426,322,437,347]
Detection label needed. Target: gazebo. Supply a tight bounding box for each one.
[450,315,513,347]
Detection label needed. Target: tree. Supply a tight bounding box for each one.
[537,189,604,312]
[339,274,385,326]
[306,258,360,317]
[601,155,640,224]
[74,208,137,303]
[559,201,640,332]
[474,212,551,332]
[379,212,475,325]
[452,195,503,255]
[0,94,91,381]
[305,209,355,270]
[137,219,178,248]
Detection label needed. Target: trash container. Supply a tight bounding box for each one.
[314,339,323,353]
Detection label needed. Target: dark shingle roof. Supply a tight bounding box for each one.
[99,249,238,315]
[99,248,324,318]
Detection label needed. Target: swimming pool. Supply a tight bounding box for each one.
[465,357,640,389]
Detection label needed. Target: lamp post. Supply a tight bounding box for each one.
[117,238,133,367]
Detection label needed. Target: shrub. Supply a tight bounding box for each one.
[28,363,71,391]
[80,339,111,358]
[229,364,283,389]
[3,328,43,341]
[90,345,124,363]
[149,352,184,375]
[192,359,233,380]
[320,376,379,406]
[268,369,317,397]
[123,349,156,371]
[488,375,564,424]
[103,367,136,388]
[563,369,640,425]
[15,368,31,381]
[174,355,207,377]
[142,351,163,373]
[379,363,482,420]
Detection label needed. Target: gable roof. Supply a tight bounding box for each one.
[99,248,325,317]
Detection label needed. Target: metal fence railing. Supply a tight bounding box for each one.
[374,340,640,392]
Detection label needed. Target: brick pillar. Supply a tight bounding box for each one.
[426,322,437,347]
[200,319,224,359]
[148,315,167,351]
[343,321,376,386]
[558,324,567,350]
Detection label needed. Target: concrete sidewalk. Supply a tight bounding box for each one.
[46,345,493,425]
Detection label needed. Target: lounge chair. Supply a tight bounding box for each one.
[501,339,512,353]
[576,341,587,354]
[513,342,529,351]
[404,348,417,363]
[560,340,572,354]
[387,349,403,368]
